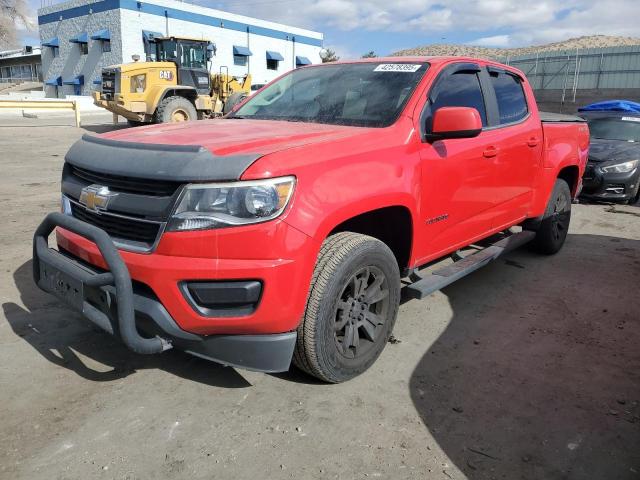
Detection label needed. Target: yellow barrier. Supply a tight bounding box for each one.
[0,99,81,127]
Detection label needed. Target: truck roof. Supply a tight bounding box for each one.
[323,56,527,77]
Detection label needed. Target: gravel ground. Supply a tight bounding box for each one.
[0,113,639,480]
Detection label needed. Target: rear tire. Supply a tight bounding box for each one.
[156,96,197,123]
[293,232,401,383]
[526,179,572,255]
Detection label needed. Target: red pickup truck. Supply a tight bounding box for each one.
[33,57,589,382]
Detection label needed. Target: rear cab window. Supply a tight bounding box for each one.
[488,68,529,125]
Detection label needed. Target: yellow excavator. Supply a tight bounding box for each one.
[93,36,251,125]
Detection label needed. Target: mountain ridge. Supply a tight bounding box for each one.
[393,35,640,59]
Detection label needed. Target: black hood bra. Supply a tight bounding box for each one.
[65,134,263,182]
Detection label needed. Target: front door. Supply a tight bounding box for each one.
[417,64,497,260]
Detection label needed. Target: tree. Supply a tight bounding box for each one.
[0,0,32,49]
[361,51,377,58]
[320,48,340,63]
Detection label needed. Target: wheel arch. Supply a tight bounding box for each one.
[150,86,198,113]
[557,165,580,196]
[326,205,414,273]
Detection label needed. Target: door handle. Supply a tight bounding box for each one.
[483,146,499,158]
[527,137,540,147]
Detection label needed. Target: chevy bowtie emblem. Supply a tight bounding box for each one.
[79,184,117,213]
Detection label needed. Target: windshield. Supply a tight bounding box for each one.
[588,117,640,142]
[232,62,429,127]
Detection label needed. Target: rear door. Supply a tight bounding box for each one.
[480,67,541,228]
[417,63,497,259]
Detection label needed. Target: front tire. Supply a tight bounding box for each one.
[293,232,401,383]
[526,179,572,254]
[156,96,197,123]
[223,92,247,115]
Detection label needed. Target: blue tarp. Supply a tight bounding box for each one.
[42,37,59,48]
[45,76,62,86]
[63,75,84,85]
[296,56,311,66]
[142,30,162,42]
[91,29,110,41]
[233,45,252,56]
[69,32,88,44]
[578,100,640,113]
[266,50,284,61]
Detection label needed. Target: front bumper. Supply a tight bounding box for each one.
[93,92,147,122]
[33,212,297,372]
[581,163,640,202]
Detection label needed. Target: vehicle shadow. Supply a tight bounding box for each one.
[3,260,251,388]
[409,233,640,479]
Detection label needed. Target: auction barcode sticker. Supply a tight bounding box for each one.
[621,116,640,122]
[374,64,422,73]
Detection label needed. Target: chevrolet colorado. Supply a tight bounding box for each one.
[33,57,589,383]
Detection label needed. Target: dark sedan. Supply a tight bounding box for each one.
[580,112,640,204]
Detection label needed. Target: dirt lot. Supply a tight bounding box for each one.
[0,113,639,480]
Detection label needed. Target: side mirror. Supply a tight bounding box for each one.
[426,106,482,142]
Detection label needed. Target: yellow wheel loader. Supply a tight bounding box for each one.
[93,36,251,125]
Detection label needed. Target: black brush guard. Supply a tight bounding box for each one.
[33,212,172,354]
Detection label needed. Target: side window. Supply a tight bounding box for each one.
[489,71,528,124]
[429,71,487,129]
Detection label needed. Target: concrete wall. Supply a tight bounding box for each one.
[38,0,323,98]
[534,88,640,114]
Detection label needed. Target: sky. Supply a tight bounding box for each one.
[19,0,640,58]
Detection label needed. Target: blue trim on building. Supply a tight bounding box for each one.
[93,78,102,84]
[63,75,84,85]
[296,56,311,66]
[45,76,62,86]
[42,37,60,47]
[266,50,284,61]
[91,29,111,41]
[233,45,252,56]
[69,32,89,43]
[38,0,323,47]
[39,0,119,25]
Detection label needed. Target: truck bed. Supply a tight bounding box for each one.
[540,111,586,123]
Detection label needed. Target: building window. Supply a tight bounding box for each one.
[102,40,111,53]
[234,55,247,66]
[52,47,59,58]
[267,59,279,70]
[80,42,88,55]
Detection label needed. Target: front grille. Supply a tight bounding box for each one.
[70,203,161,246]
[70,165,182,197]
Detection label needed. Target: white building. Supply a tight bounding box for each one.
[37,0,323,97]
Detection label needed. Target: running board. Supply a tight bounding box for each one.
[405,230,536,300]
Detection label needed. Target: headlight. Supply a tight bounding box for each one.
[130,74,146,93]
[600,159,639,174]
[167,176,296,231]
